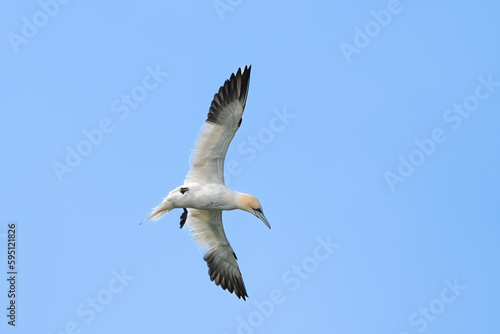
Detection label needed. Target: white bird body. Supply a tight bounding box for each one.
[148,66,270,300]
[154,183,240,211]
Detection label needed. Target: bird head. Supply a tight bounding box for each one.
[238,194,271,229]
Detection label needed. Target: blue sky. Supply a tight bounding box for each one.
[1,0,499,333]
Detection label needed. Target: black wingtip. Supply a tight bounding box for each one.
[203,250,249,300]
[206,65,252,125]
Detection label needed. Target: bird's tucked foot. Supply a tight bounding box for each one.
[180,208,188,228]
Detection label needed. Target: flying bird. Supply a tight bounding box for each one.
[148,66,270,300]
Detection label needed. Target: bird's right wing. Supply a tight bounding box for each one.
[186,209,248,300]
[185,66,251,185]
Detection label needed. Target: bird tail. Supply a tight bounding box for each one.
[148,200,173,221]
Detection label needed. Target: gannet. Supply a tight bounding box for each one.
[148,66,270,300]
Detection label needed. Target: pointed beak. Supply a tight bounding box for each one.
[254,209,271,229]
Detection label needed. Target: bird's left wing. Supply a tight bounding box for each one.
[185,66,251,185]
[186,209,248,300]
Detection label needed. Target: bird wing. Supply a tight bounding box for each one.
[185,66,251,185]
[186,208,248,300]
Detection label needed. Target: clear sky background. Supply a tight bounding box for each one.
[1,1,499,333]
